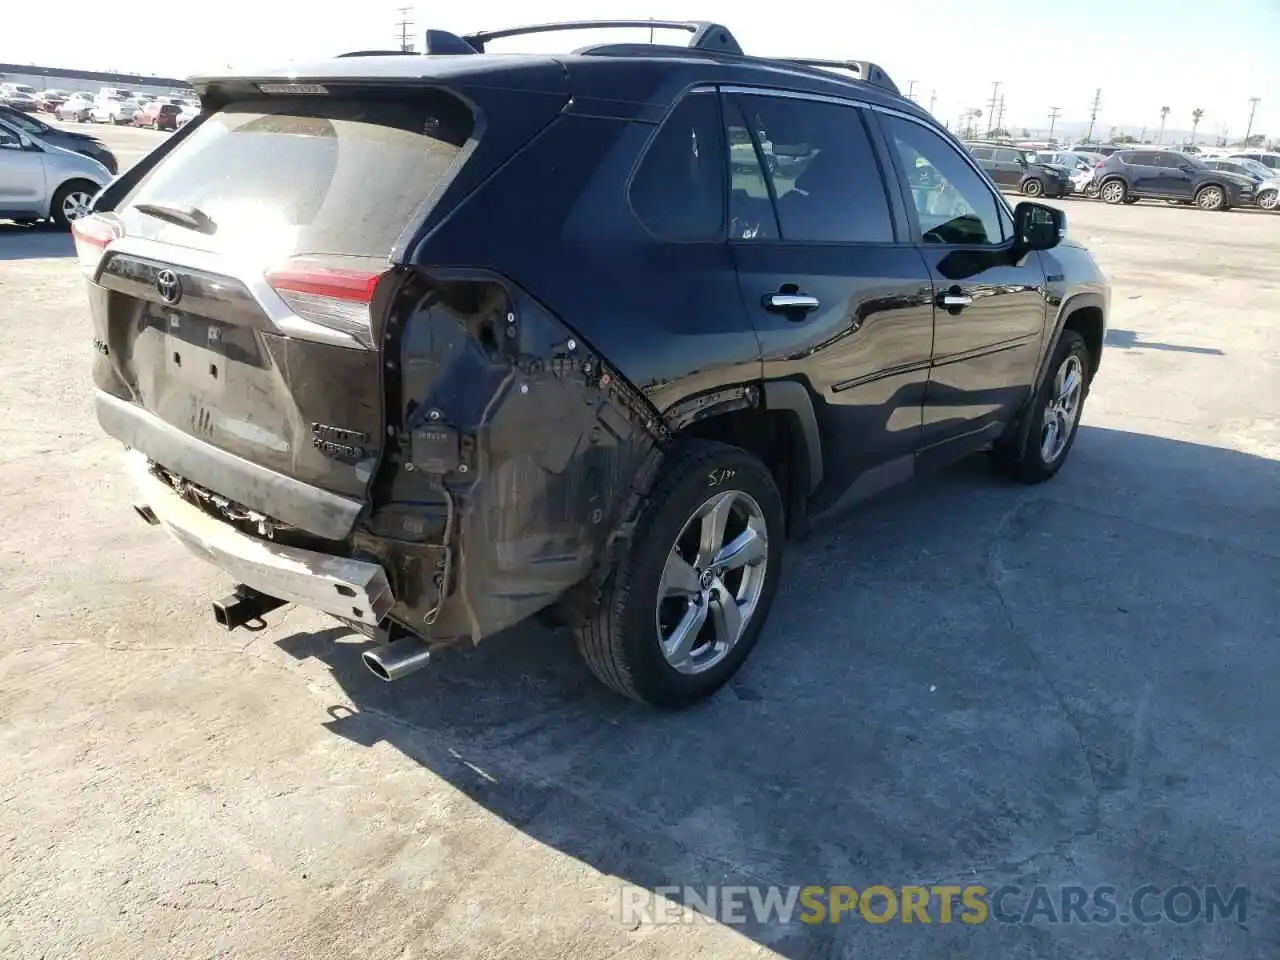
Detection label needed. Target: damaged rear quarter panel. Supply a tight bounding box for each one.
[364,273,661,642]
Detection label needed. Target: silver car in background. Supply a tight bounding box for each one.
[0,118,111,227]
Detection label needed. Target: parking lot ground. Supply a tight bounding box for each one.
[0,188,1277,958]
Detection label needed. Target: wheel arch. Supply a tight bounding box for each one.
[662,379,822,540]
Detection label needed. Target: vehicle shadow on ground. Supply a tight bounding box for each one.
[276,426,1279,958]
[1105,328,1225,355]
[0,222,73,260]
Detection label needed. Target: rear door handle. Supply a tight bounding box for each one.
[764,293,820,314]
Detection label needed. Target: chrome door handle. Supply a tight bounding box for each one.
[936,286,973,311]
[765,293,820,312]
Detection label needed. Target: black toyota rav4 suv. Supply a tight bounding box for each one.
[79,19,1109,707]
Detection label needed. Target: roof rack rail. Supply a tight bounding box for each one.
[769,58,901,96]
[411,23,902,98]
[459,20,743,56]
[336,50,416,58]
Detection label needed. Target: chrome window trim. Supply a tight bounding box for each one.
[94,235,366,350]
[716,84,1015,226]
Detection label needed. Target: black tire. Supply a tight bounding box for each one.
[577,439,785,707]
[1195,184,1226,211]
[1099,179,1127,204]
[49,179,98,229]
[1258,189,1279,211]
[1021,178,1045,198]
[1123,197,1139,204]
[992,330,1091,484]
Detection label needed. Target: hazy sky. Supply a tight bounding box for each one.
[4,0,1277,138]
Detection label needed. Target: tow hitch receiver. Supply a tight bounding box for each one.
[212,584,286,631]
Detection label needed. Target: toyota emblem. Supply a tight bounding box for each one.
[156,269,182,305]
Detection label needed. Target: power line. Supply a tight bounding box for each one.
[1086,88,1102,141]
[395,6,416,52]
[1047,106,1061,140]
[1245,96,1261,145]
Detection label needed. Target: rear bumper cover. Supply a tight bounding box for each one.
[95,390,361,541]
[127,452,394,627]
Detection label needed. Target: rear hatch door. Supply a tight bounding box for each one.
[86,71,567,529]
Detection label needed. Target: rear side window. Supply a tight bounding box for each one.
[733,93,894,244]
[629,92,726,241]
[968,146,994,160]
[121,93,472,258]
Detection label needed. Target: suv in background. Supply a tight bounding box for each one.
[78,19,1108,707]
[1094,149,1253,210]
[133,101,182,131]
[1228,151,1280,173]
[964,142,1074,197]
[1203,157,1280,211]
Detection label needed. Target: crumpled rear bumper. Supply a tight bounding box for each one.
[127,452,395,628]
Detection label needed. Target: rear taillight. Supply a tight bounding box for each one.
[266,259,386,349]
[71,214,122,277]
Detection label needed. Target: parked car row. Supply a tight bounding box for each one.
[962,139,1278,212]
[3,85,198,132]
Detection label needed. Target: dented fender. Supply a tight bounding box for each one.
[354,269,664,643]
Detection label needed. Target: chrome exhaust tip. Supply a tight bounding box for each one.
[362,635,432,682]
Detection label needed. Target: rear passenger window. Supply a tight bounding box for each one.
[629,92,726,241]
[733,94,895,244]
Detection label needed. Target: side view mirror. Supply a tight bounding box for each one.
[1013,201,1065,252]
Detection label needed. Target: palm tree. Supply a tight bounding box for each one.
[1191,108,1204,144]
[1158,106,1170,144]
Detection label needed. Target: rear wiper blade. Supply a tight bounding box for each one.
[133,202,217,235]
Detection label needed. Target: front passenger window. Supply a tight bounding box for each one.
[0,126,21,150]
[881,116,1004,246]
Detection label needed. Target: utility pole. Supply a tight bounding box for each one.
[929,90,937,114]
[996,95,1006,133]
[1047,106,1061,141]
[987,81,1002,136]
[906,80,917,102]
[394,6,415,52]
[1245,96,1261,145]
[1086,88,1102,141]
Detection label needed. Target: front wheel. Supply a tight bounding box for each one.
[1256,189,1278,211]
[992,330,1091,484]
[577,440,784,707]
[1195,185,1226,210]
[1021,178,1045,198]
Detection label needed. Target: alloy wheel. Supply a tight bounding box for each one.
[1100,181,1124,203]
[61,191,94,222]
[1040,354,1084,464]
[1023,179,1044,197]
[1197,187,1224,210]
[1258,190,1279,211]
[655,489,769,675]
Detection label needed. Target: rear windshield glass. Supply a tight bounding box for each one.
[121,93,473,259]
